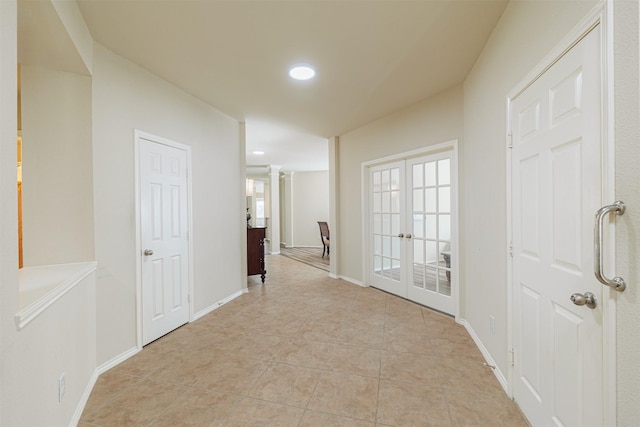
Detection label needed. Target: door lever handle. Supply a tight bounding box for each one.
[144,249,154,256]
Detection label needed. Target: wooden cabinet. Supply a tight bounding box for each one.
[247,227,266,283]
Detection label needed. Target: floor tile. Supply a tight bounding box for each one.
[307,371,379,421]
[325,344,382,378]
[446,390,528,427]
[194,356,269,394]
[80,255,528,427]
[149,388,241,426]
[380,350,442,386]
[225,397,305,426]
[377,379,452,426]
[248,362,322,407]
[299,409,376,426]
[276,338,333,368]
[83,379,186,426]
[297,320,342,342]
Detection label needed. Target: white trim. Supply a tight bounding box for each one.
[360,140,459,318]
[69,370,99,427]
[192,289,244,321]
[97,346,140,375]
[134,129,194,349]
[338,275,364,287]
[602,2,617,425]
[360,139,458,169]
[505,3,615,424]
[459,318,509,394]
[69,345,139,427]
[15,261,97,330]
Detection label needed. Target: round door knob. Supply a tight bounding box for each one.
[144,249,154,256]
[570,292,596,309]
[398,233,404,238]
[406,234,412,239]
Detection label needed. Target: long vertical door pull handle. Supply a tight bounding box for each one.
[594,201,626,291]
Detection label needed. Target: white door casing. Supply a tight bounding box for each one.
[137,132,191,346]
[510,25,606,427]
[365,143,458,316]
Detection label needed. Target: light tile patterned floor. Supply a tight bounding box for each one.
[80,255,528,427]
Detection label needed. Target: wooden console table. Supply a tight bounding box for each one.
[247,227,266,283]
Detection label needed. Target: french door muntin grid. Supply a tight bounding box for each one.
[372,165,403,282]
[410,155,452,296]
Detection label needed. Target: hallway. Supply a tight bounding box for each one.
[80,255,527,426]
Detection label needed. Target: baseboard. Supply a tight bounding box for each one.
[69,369,99,427]
[192,289,244,321]
[458,318,509,394]
[338,275,364,287]
[329,273,338,279]
[97,346,140,375]
[69,345,140,427]
[269,251,281,255]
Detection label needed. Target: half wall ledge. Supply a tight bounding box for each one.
[15,261,97,330]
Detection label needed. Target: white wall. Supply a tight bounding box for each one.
[0,1,19,423]
[92,43,243,364]
[21,65,95,267]
[613,1,640,424]
[338,85,464,282]
[292,171,329,247]
[2,3,99,425]
[462,0,598,377]
[3,274,96,426]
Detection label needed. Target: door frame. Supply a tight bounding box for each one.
[361,139,459,319]
[134,129,194,349]
[505,3,616,424]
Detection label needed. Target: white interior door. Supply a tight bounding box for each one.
[511,26,604,427]
[140,138,190,345]
[369,161,406,296]
[406,153,455,314]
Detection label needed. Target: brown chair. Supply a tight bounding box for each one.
[317,221,330,257]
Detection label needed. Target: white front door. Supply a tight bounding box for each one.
[140,137,190,345]
[367,149,457,316]
[511,26,604,426]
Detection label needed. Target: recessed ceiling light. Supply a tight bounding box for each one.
[289,64,315,81]
[252,151,265,155]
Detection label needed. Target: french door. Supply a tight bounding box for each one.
[368,149,456,315]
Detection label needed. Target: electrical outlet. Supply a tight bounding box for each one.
[58,372,66,402]
[489,315,495,335]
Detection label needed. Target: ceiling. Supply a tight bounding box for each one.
[75,0,507,173]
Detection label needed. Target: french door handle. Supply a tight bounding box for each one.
[594,201,625,292]
[398,233,404,238]
[405,234,412,239]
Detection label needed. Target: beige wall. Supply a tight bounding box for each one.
[613,1,640,424]
[338,85,464,282]
[92,43,243,364]
[2,274,96,426]
[21,65,95,266]
[0,0,19,423]
[292,171,329,247]
[2,3,97,425]
[462,0,597,376]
